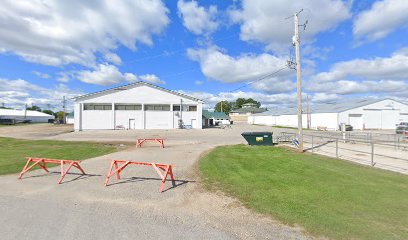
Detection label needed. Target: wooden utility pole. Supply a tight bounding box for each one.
[62,96,66,124]
[294,11,304,152]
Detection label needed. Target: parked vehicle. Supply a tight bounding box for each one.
[396,122,408,134]
[339,124,353,131]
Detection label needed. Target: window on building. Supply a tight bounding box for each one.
[115,104,142,110]
[188,105,197,111]
[173,105,181,111]
[144,104,170,111]
[84,104,112,110]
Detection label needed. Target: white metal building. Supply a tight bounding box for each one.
[73,82,203,131]
[248,99,408,130]
[0,109,54,123]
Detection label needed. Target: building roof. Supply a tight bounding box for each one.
[254,98,407,116]
[230,107,267,114]
[0,109,54,118]
[202,110,230,119]
[73,81,204,103]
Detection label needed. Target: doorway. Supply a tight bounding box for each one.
[129,119,135,130]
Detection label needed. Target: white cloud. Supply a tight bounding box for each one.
[187,46,292,84]
[0,78,83,111]
[104,52,122,65]
[32,71,50,79]
[179,90,298,109]
[229,0,350,51]
[0,0,169,66]
[77,64,137,86]
[353,0,408,42]
[139,74,165,84]
[177,0,219,35]
[312,48,408,82]
[307,79,408,95]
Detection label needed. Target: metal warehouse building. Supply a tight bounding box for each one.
[73,82,203,131]
[248,99,408,130]
[0,109,54,123]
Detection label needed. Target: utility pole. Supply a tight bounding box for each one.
[62,96,66,124]
[24,103,27,119]
[294,10,304,152]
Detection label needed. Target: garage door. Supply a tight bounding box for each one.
[381,109,399,129]
[145,111,172,129]
[348,114,363,130]
[363,110,381,129]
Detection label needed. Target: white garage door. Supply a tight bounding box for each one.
[145,111,171,129]
[381,110,399,129]
[348,114,363,130]
[364,110,381,129]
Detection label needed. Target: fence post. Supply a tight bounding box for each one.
[336,138,339,158]
[311,135,314,152]
[371,142,375,166]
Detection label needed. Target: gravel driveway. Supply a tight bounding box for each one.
[0,124,310,240]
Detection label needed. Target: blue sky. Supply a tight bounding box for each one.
[0,0,408,111]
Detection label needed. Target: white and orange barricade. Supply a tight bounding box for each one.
[18,157,86,184]
[105,160,175,193]
[136,138,165,148]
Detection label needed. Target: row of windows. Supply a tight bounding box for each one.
[84,103,197,111]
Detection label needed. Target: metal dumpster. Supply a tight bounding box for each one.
[241,132,273,146]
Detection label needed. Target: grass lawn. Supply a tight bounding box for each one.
[0,137,120,175]
[199,145,408,240]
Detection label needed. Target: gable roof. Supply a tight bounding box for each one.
[254,98,407,116]
[0,109,54,117]
[73,81,204,103]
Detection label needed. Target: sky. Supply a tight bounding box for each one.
[0,0,408,111]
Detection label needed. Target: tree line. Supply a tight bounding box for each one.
[214,98,261,114]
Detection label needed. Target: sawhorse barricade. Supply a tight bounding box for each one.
[18,157,86,184]
[136,138,165,148]
[105,160,175,193]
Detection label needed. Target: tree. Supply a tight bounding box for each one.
[26,105,42,112]
[214,101,232,114]
[42,110,55,116]
[56,111,65,120]
[232,98,261,109]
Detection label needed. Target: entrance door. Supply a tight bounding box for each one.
[129,119,135,129]
[191,119,197,128]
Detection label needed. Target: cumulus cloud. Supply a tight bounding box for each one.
[77,64,138,85]
[229,0,350,51]
[0,78,83,110]
[307,79,408,95]
[0,0,169,66]
[353,0,408,43]
[32,71,50,79]
[312,48,408,82]
[187,46,292,84]
[177,0,219,35]
[104,52,122,65]
[311,93,339,102]
[76,64,165,86]
[139,74,165,84]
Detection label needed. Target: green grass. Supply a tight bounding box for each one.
[199,145,408,240]
[0,137,120,175]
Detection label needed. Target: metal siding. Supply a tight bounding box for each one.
[363,110,381,129]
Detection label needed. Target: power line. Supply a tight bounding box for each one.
[201,66,289,102]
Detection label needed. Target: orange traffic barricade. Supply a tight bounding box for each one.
[18,157,86,184]
[136,138,165,148]
[105,160,175,193]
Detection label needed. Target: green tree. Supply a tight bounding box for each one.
[42,110,55,116]
[214,101,232,114]
[26,105,42,112]
[56,111,65,120]
[232,98,261,109]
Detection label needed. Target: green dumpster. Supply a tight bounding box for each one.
[241,132,273,146]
